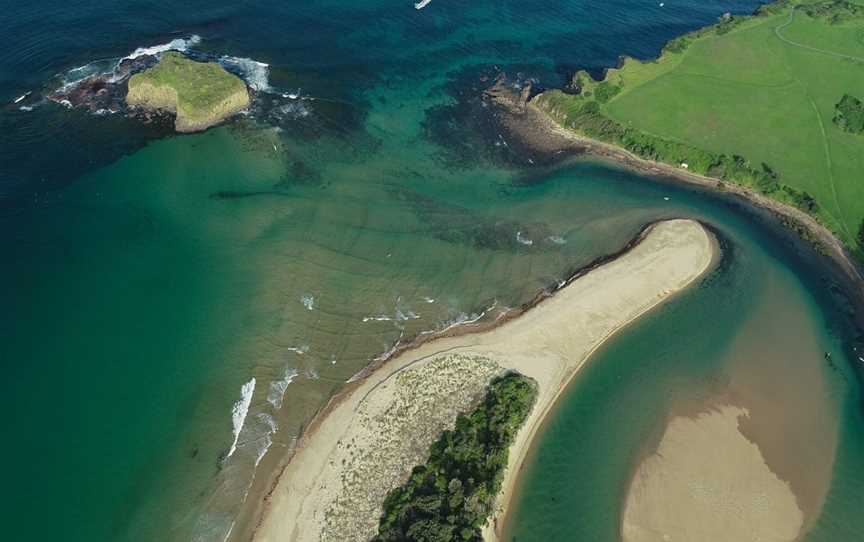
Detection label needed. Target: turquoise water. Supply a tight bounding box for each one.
[504,169,864,539]
[2,1,862,541]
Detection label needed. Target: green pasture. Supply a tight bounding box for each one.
[540,1,864,250]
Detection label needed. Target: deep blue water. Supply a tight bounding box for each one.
[14,2,864,542]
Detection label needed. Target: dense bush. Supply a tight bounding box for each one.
[834,94,864,134]
[373,373,537,542]
[803,1,864,24]
[594,82,622,104]
[858,220,864,250]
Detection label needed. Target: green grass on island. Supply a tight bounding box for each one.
[373,373,537,542]
[126,51,250,132]
[534,0,864,256]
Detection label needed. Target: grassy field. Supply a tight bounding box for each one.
[536,0,864,253]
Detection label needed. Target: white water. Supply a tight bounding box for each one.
[252,413,278,468]
[218,55,272,92]
[267,367,299,409]
[124,35,202,61]
[516,231,534,246]
[225,378,256,461]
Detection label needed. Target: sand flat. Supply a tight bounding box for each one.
[622,405,804,542]
[253,219,716,542]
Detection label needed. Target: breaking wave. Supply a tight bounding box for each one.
[226,378,256,461]
[124,34,202,61]
[267,366,299,409]
[218,55,271,92]
[252,413,278,467]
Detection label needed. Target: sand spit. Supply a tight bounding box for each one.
[623,406,804,542]
[252,219,716,542]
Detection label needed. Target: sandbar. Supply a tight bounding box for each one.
[252,219,716,542]
[622,405,804,542]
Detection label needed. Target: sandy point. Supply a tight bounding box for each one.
[251,219,717,542]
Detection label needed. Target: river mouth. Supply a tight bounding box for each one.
[502,177,860,540]
[3,1,863,542]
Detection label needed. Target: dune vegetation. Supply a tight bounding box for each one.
[534,0,864,257]
[373,373,537,542]
[126,51,249,132]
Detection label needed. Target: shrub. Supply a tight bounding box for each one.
[373,373,537,542]
[858,219,864,249]
[594,82,622,104]
[834,94,864,134]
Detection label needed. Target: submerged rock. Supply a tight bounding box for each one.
[50,55,159,115]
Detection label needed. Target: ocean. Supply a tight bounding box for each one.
[1,1,862,541]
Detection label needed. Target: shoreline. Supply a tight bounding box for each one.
[482,223,717,542]
[486,82,864,327]
[243,217,695,541]
[250,219,716,542]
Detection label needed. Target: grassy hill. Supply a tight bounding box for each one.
[535,0,864,255]
[126,52,250,132]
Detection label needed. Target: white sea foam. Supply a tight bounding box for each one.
[219,55,271,91]
[124,35,202,61]
[431,300,500,334]
[267,366,299,409]
[548,235,567,245]
[226,378,256,461]
[252,413,278,467]
[395,307,420,321]
[301,294,315,311]
[287,345,309,355]
[275,101,312,119]
[19,105,33,112]
[423,296,436,304]
[516,231,534,246]
[363,315,394,322]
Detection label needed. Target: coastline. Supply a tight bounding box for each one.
[250,219,716,542]
[482,220,718,542]
[486,84,864,324]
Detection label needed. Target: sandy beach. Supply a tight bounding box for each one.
[252,219,716,542]
[622,406,804,542]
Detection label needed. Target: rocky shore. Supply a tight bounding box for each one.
[49,51,251,132]
[484,76,864,326]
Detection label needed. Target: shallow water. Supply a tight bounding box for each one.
[503,166,864,540]
[1,1,862,541]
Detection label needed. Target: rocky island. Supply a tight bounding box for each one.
[126,51,250,132]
